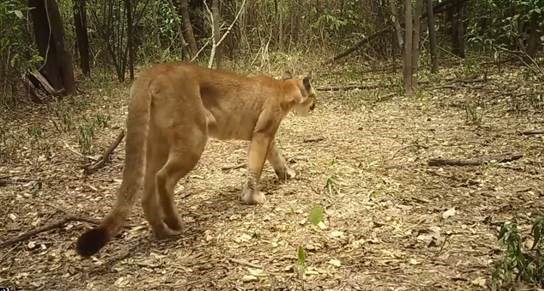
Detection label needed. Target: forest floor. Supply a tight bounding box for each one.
[1,61,543,290]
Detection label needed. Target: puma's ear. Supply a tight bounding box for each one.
[282,71,293,80]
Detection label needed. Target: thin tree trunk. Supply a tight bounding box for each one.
[277,0,284,51]
[450,2,465,58]
[125,0,134,80]
[403,0,413,96]
[179,0,197,58]
[526,18,540,58]
[412,0,423,78]
[73,0,90,76]
[211,0,221,68]
[427,0,438,73]
[388,0,403,51]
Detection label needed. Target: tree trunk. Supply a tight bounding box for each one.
[125,0,134,80]
[29,0,75,95]
[211,0,221,68]
[450,2,465,58]
[277,0,284,51]
[73,0,90,76]
[526,18,540,59]
[179,0,197,58]
[403,0,413,96]
[412,0,423,77]
[426,0,438,73]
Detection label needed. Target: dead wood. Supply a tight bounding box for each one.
[324,27,391,64]
[83,130,125,175]
[0,176,34,187]
[303,137,325,143]
[317,84,386,91]
[325,0,468,64]
[0,215,99,249]
[221,163,246,171]
[90,241,143,274]
[428,153,523,167]
[228,258,262,269]
[520,130,544,136]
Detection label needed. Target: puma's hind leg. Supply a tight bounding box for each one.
[155,131,207,236]
[267,140,296,181]
[142,132,179,239]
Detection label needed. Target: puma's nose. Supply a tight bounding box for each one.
[310,103,316,111]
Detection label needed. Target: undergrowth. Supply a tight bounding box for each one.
[492,217,544,290]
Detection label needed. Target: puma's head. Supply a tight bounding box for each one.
[282,71,316,115]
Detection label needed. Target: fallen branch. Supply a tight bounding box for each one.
[0,176,34,187]
[221,163,245,171]
[317,84,387,91]
[324,27,391,64]
[228,258,262,269]
[428,153,523,167]
[303,137,325,143]
[520,130,544,136]
[90,240,144,274]
[0,215,99,249]
[83,130,125,175]
[325,0,468,64]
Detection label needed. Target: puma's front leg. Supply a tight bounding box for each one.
[267,140,296,181]
[241,133,271,204]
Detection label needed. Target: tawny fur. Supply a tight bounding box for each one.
[76,63,316,257]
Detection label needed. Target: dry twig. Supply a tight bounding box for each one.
[228,258,262,269]
[520,130,544,136]
[303,137,325,143]
[83,130,125,174]
[221,163,246,171]
[428,153,523,167]
[0,215,99,249]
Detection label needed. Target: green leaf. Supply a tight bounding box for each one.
[297,245,306,267]
[308,205,324,226]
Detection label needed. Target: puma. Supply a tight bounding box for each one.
[76,63,316,256]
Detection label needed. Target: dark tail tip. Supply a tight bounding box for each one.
[76,227,109,257]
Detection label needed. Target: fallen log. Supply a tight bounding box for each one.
[428,153,523,167]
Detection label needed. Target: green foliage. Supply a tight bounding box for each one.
[76,113,111,154]
[492,217,544,290]
[325,175,339,195]
[27,126,46,140]
[308,205,325,225]
[297,245,306,268]
[0,0,41,106]
[468,0,544,51]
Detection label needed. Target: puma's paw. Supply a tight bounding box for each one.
[164,215,183,231]
[153,224,181,240]
[276,167,296,181]
[241,187,266,205]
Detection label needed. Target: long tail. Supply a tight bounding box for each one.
[76,81,152,257]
